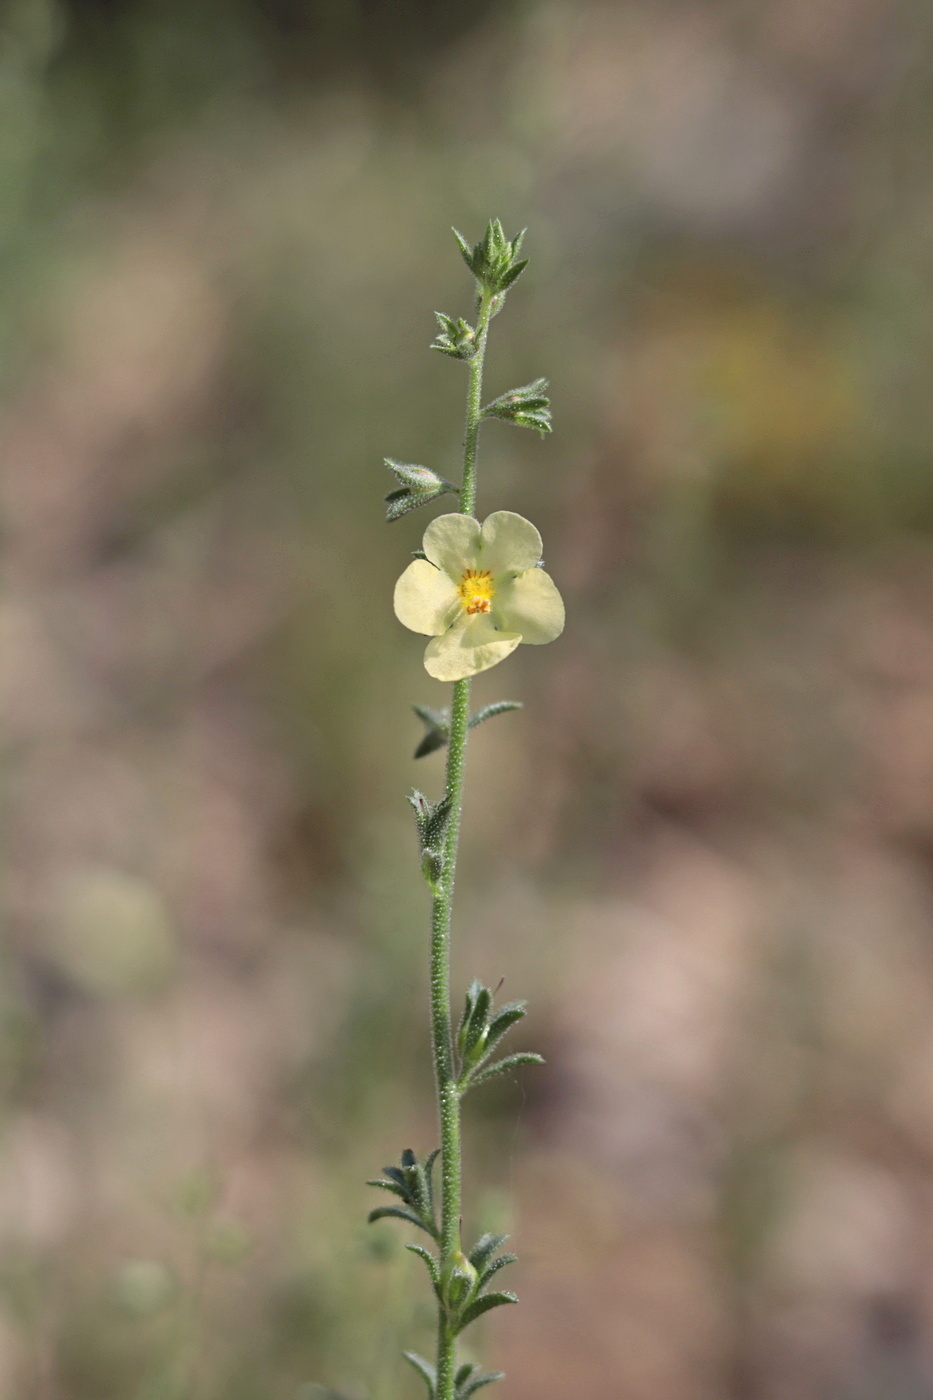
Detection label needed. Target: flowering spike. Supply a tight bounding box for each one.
[373,222,556,1400]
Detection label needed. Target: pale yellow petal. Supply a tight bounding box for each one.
[394,559,460,636]
[493,568,565,644]
[478,511,543,576]
[424,614,521,681]
[423,514,482,580]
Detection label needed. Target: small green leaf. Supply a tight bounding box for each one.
[407,1159,431,1218]
[466,1053,544,1090]
[452,228,476,274]
[413,703,448,731]
[477,1253,518,1291]
[455,1363,477,1388]
[415,728,448,759]
[468,701,522,731]
[454,1291,518,1334]
[457,979,481,1052]
[413,703,450,760]
[365,1178,407,1199]
[458,1371,505,1399]
[468,1232,509,1271]
[463,984,492,1056]
[403,1350,437,1398]
[405,1243,442,1300]
[497,259,528,292]
[367,1206,437,1238]
[424,1147,441,1214]
[479,1002,528,1060]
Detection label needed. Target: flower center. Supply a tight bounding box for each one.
[458,569,494,615]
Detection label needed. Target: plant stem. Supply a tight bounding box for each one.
[430,297,491,1400]
[459,298,490,518]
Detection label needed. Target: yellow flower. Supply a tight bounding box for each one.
[394,512,564,681]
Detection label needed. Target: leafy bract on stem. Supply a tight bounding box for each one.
[411,699,523,760]
[385,459,459,522]
[456,978,544,1093]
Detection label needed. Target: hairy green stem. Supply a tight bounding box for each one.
[430,297,491,1400]
[459,299,490,518]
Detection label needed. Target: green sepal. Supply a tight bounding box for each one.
[407,791,451,850]
[408,791,452,891]
[466,1053,544,1090]
[481,378,552,436]
[367,1205,437,1237]
[405,1158,431,1217]
[453,1291,518,1335]
[405,1242,443,1301]
[403,1351,436,1399]
[457,1368,505,1399]
[422,794,452,850]
[468,1232,509,1271]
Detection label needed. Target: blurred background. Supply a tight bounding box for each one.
[5,0,933,1396]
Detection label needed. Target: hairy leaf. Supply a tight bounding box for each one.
[459,1371,505,1399]
[403,1350,436,1398]
[466,1053,544,1090]
[405,1242,442,1300]
[454,1291,518,1334]
[468,700,522,730]
[468,1232,509,1271]
[477,1253,518,1291]
[365,1178,407,1199]
[367,1206,437,1238]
